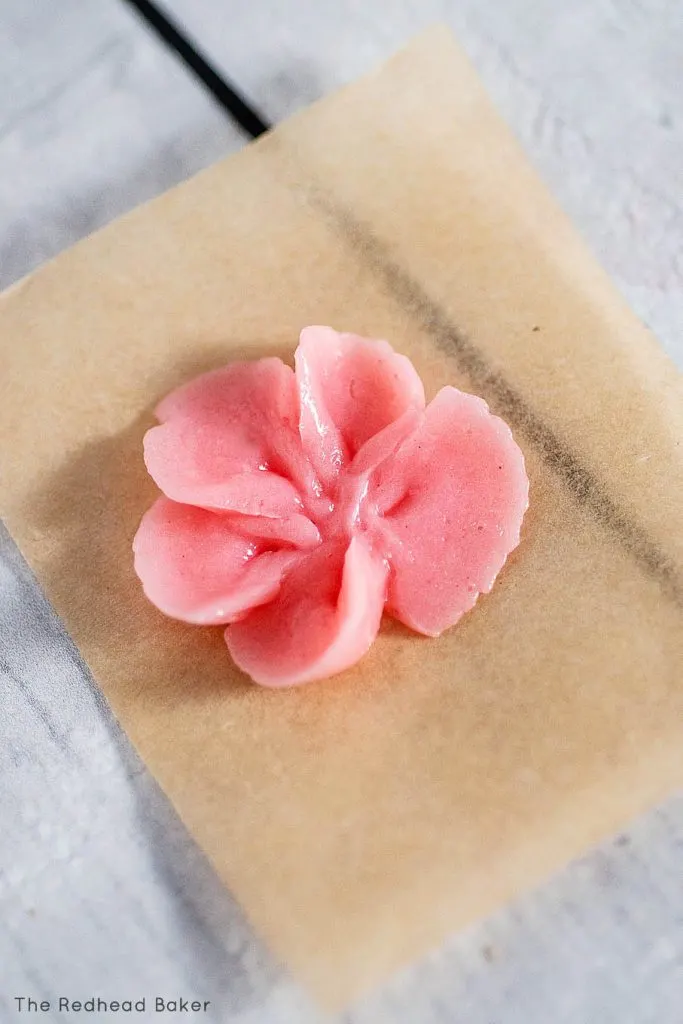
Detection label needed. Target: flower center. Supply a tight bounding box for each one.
[307,472,372,544]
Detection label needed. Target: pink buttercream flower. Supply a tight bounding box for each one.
[133,327,528,686]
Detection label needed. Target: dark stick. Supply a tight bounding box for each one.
[121,0,271,139]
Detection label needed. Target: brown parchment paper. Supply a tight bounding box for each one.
[1,27,682,1009]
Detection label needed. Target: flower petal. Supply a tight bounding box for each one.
[144,358,312,514]
[229,512,321,549]
[369,386,528,636]
[295,326,425,489]
[226,537,388,687]
[133,498,300,625]
[348,407,423,478]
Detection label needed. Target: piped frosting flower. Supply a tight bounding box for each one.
[133,327,528,686]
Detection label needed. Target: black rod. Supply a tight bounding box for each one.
[121,0,271,139]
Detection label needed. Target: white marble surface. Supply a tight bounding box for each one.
[1,2,682,1022]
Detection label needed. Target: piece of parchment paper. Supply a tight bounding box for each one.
[1,27,681,1010]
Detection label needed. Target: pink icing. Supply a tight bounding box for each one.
[134,326,528,686]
